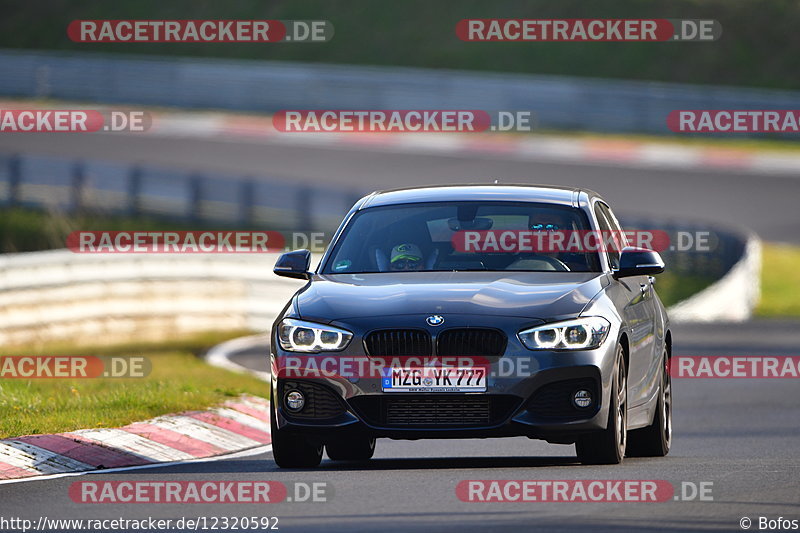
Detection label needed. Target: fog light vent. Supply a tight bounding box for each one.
[572,389,593,409]
[285,390,305,411]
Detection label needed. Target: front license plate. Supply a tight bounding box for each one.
[381,367,487,393]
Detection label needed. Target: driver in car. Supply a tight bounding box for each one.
[531,211,569,233]
[530,211,582,270]
[389,243,424,271]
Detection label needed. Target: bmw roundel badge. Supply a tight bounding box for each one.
[426,315,445,326]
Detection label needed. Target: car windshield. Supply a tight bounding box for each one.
[322,201,602,274]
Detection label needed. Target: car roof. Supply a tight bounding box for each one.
[359,184,603,209]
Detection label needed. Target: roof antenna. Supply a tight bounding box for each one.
[493,179,499,184]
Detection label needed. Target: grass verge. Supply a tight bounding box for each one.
[0,332,268,439]
[756,243,800,318]
[0,207,254,254]
[2,0,800,90]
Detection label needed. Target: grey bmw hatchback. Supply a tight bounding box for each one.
[270,184,673,467]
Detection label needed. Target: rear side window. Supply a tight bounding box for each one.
[593,202,622,270]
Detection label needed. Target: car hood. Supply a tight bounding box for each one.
[295,271,608,322]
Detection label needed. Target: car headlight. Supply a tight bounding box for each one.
[518,317,610,351]
[277,318,353,353]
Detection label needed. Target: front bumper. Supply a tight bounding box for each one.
[270,314,619,444]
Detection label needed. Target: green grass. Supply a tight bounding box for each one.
[0,207,206,253]
[0,332,268,439]
[0,206,302,254]
[756,243,800,317]
[3,0,800,90]
[0,330,254,357]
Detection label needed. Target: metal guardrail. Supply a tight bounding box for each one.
[0,147,750,281]
[0,173,758,345]
[669,235,761,322]
[2,49,800,135]
[0,250,307,346]
[621,216,748,281]
[0,152,361,232]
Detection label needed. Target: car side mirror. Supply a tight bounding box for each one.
[273,249,312,280]
[613,247,665,279]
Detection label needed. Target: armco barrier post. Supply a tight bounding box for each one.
[70,160,85,214]
[127,165,142,217]
[240,179,255,227]
[296,185,313,232]
[188,174,203,222]
[7,154,21,207]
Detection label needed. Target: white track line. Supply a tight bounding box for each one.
[204,334,270,382]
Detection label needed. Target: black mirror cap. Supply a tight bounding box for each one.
[613,247,665,279]
[274,249,312,280]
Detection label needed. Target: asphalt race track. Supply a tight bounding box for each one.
[1,134,799,532]
[0,132,799,243]
[1,320,799,532]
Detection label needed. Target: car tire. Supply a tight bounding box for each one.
[326,438,376,461]
[627,350,672,457]
[270,393,323,468]
[576,344,627,465]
